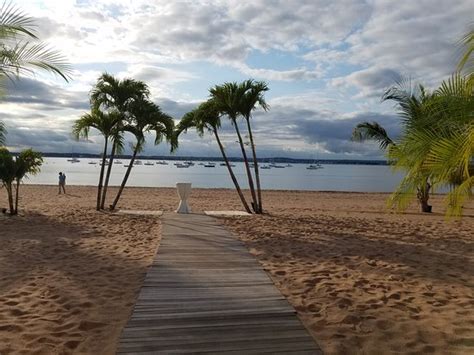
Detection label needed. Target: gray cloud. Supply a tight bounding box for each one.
[4,78,89,111]
[332,67,403,98]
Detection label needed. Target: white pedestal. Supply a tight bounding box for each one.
[176,182,192,213]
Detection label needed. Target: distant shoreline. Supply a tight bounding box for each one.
[28,153,389,166]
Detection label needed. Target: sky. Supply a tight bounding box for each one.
[1,0,473,159]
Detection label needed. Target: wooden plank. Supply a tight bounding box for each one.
[117,213,321,354]
[118,337,319,353]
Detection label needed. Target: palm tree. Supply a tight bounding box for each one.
[13,148,42,214]
[239,80,269,213]
[90,73,150,209]
[110,99,175,210]
[352,81,436,212]
[398,74,474,216]
[0,147,42,215]
[0,1,72,82]
[176,100,252,213]
[0,147,15,213]
[210,82,259,213]
[72,108,121,210]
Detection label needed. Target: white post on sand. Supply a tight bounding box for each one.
[176,182,192,213]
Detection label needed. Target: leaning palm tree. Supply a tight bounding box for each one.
[73,108,121,210]
[110,99,175,211]
[210,82,259,213]
[238,80,269,213]
[90,73,150,209]
[176,100,252,213]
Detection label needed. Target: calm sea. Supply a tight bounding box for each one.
[24,157,405,192]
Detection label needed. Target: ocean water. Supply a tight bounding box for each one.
[24,157,405,192]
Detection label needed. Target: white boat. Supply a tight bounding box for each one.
[220,162,236,167]
[156,160,168,165]
[144,161,154,166]
[67,157,80,163]
[134,160,143,165]
[261,165,271,169]
[114,160,123,164]
[88,161,97,165]
[175,163,190,168]
[203,162,216,167]
[307,161,323,170]
[184,161,195,166]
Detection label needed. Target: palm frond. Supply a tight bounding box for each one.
[351,121,394,149]
[0,1,37,39]
[457,26,474,74]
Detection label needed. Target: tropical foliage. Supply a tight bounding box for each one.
[389,76,473,217]
[176,79,269,214]
[74,73,175,210]
[73,107,122,210]
[0,1,72,82]
[109,98,176,211]
[176,99,252,213]
[0,147,42,214]
[352,26,474,216]
[90,73,150,209]
[0,1,71,148]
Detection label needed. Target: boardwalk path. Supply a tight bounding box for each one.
[117,213,322,354]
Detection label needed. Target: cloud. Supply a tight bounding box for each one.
[345,0,472,84]
[3,78,89,111]
[4,0,472,160]
[331,67,403,98]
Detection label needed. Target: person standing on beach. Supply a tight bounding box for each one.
[58,172,66,194]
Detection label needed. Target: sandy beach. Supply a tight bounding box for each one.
[0,185,473,354]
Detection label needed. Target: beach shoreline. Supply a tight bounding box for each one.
[0,185,473,354]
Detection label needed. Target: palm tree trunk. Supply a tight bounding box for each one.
[214,128,252,213]
[14,179,20,214]
[100,141,116,209]
[233,118,258,212]
[110,147,138,211]
[417,180,432,213]
[6,183,14,215]
[245,118,262,214]
[97,139,108,211]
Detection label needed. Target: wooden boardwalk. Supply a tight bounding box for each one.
[117,213,322,354]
